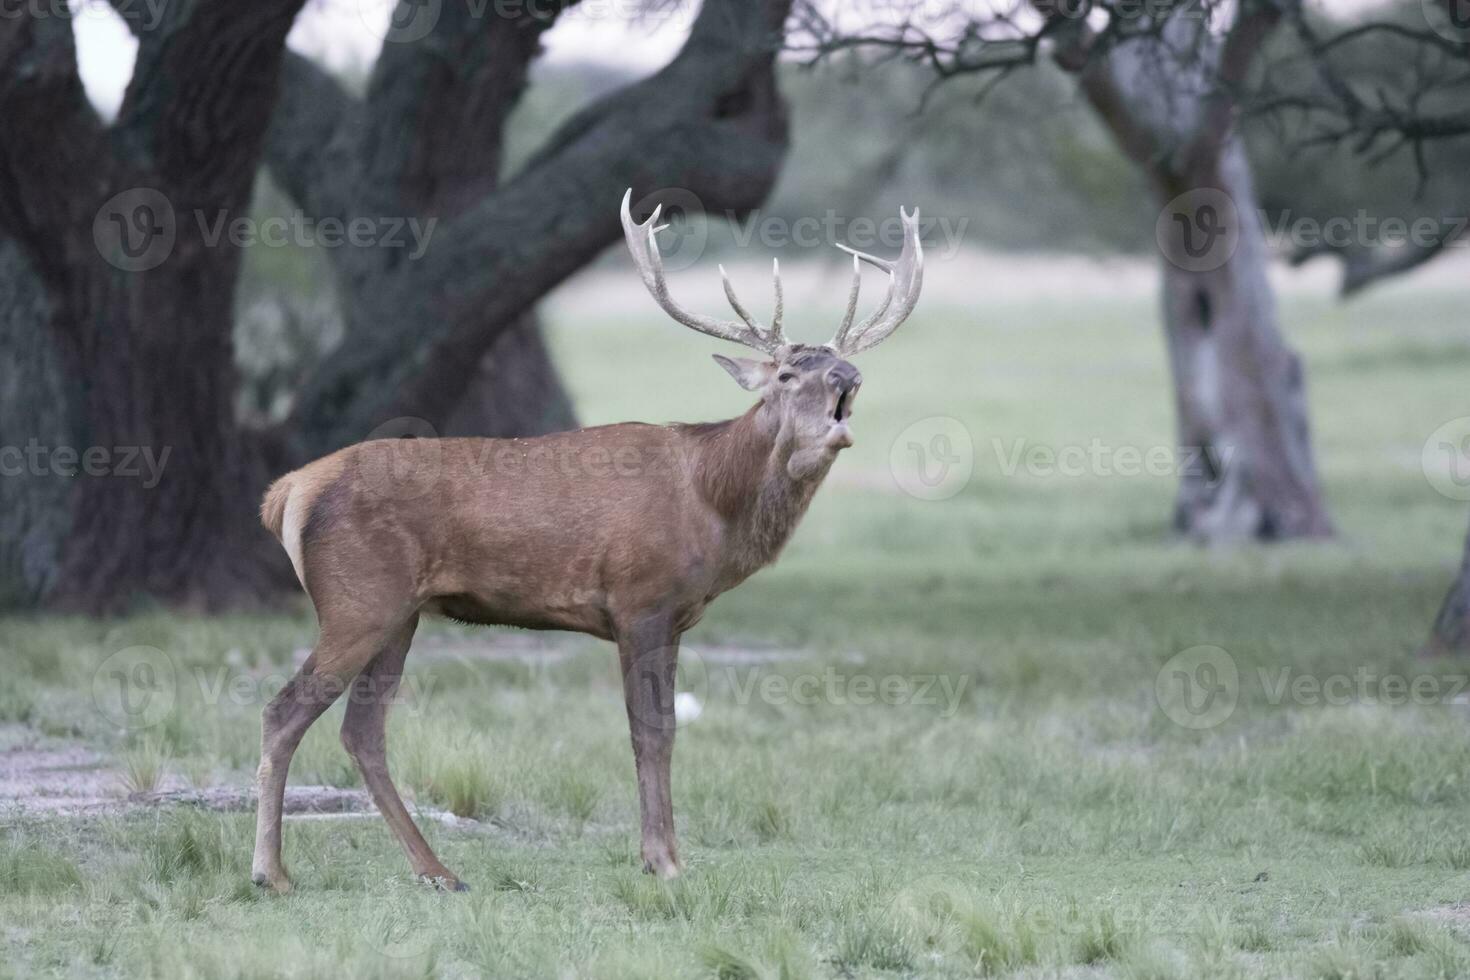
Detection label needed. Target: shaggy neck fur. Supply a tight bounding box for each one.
[680,402,833,577]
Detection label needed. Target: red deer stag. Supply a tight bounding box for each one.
[250,190,924,892]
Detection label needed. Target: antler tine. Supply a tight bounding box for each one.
[826,207,925,356]
[620,189,781,355]
[770,258,785,342]
[829,253,864,352]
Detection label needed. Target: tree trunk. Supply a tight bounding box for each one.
[284,0,791,459]
[0,3,304,611]
[1064,10,1333,541]
[1427,520,1470,656]
[445,316,577,438]
[0,0,791,611]
[1157,142,1332,539]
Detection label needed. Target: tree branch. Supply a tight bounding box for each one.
[0,14,114,281]
[115,0,309,200]
[286,0,793,456]
[262,53,360,224]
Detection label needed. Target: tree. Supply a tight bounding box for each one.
[1260,0,1470,653]
[0,0,793,612]
[798,0,1334,540]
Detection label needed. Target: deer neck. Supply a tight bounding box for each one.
[686,402,834,579]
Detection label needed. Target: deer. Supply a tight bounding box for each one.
[249,190,924,893]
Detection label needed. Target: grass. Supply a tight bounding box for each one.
[2,259,1470,976]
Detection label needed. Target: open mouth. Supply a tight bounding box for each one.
[833,390,849,422]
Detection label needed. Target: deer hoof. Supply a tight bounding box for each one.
[251,871,293,895]
[642,853,683,880]
[421,873,470,892]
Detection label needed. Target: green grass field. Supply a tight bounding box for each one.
[3,260,1470,978]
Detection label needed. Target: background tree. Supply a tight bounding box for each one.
[0,0,793,612]
[798,0,1334,541]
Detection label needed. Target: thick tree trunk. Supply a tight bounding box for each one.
[1065,11,1333,541]
[1427,520,1470,657]
[0,2,305,611]
[445,317,577,438]
[1158,143,1332,539]
[0,0,790,610]
[285,0,791,459]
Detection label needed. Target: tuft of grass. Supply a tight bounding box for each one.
[0,839,83,896]
[1073,909,1134,965]
[397,724,503,820]
[139,811,236,884]
[120,734,172,796]
[832,914,914,974]
[698,942,764,980]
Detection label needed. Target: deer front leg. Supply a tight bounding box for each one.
[615,617,682,879]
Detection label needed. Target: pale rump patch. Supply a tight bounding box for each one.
[282,484,308,591]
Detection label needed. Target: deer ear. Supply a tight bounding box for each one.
[711,354,775,391]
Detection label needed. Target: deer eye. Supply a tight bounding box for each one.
[777,371,796,383]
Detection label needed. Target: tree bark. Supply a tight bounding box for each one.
[1062,8,1333,540]
[264,5,581,445]
[0,0,791,611]
[285,0,791,459]
[0,2,305,610]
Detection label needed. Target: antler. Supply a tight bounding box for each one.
[826,207,924,357]
[620,189,787,356]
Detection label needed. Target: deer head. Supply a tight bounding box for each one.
[620,189,924,479]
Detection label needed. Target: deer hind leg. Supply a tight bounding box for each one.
[250,622,399,894]
[615,617,682,879]
[339,615,467,891]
